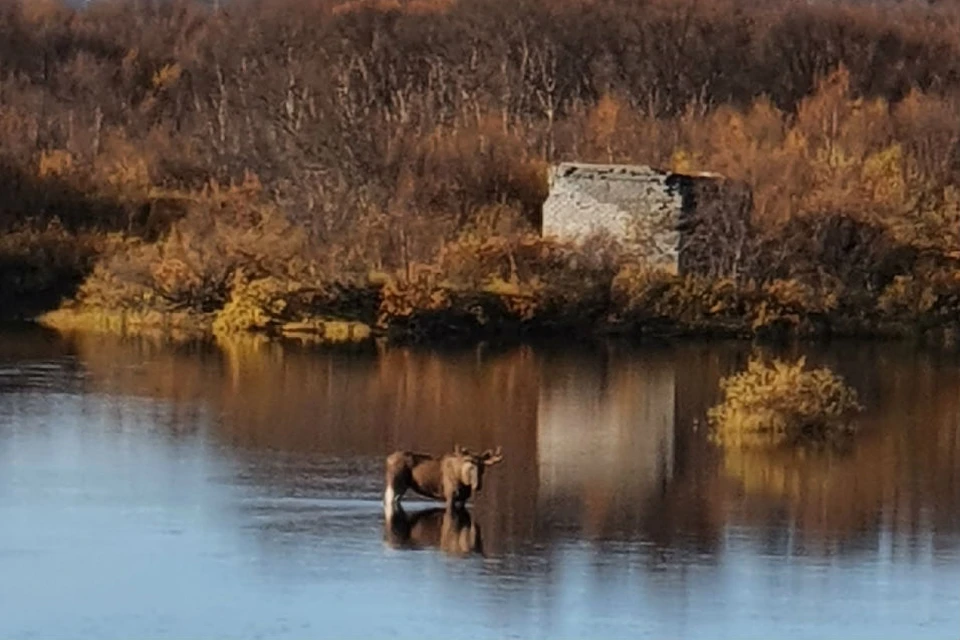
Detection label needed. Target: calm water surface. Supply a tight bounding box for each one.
[0,327,958,639]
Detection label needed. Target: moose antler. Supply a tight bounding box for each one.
[481,446,504,465]
[454,444,477,457]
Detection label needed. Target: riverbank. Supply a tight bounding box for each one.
[28,256,960,350]
[8,214,960,349]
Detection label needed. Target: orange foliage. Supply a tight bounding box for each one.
[3,0,960,340]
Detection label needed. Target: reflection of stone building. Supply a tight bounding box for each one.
[536,351,676,536]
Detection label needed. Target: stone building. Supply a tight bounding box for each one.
[541,162,752,277]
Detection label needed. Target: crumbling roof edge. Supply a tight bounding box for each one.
[550,161,726,182]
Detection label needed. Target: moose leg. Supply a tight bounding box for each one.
[384,480,406,507]
[444,485,467,511]
[443,484,457,511]
[384,453,409,508]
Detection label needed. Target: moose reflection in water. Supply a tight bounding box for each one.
[381,445,500,557]
[383,504,484,556]
[383,445,504,509]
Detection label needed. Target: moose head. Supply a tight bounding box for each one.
[451,445,505,495]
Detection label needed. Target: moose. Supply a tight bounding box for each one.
[383,445,504,510]
[383,504,483,556]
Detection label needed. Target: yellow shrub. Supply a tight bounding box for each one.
[150,258,204,303]
[377,264,451,327]
[37,150,74,179]
[482,276,543,320]
[876,275,938,316]
[435,231,581,289]
[751,279,837,331]
[151,63,182,91]
[212,275,291,335]
[610,263,677,312]
[611,263,741,326]
[708,356,863,449]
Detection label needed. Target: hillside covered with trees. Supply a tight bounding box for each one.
[2,0,960,343]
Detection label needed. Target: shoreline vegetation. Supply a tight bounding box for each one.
[3,0,960,347]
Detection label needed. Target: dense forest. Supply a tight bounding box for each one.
[2,0,960,342]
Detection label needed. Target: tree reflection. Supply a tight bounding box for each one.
[48,330,960,564]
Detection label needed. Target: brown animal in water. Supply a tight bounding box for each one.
[383,504,483,556]
[383,445,504,509]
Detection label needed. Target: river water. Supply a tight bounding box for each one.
[0,326,957,639]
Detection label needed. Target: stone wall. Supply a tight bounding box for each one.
[541,162,752,276]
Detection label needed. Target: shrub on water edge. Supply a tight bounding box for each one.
[212,275,291,336]
[376,263,452,328]
[0,222,106,307]
[375,232,624,334]
[609,262,851,336]
[708,356,863,449]
[751,279,839,333]
[610,264,748,332]
[876,267,960,322]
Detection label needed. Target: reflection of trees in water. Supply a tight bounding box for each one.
[535,346,677,539]
[7,325,956,634]
[720,343,960,554]
[62,332,540,552]
[0,325,74,361]
[57,331,960,564]
[534,343,742,557]
[0,325,88,393]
